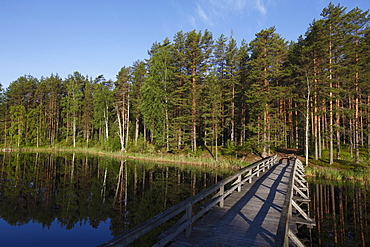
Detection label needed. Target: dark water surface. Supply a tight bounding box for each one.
[0,152,230,247]
[3,152,368,246]
[301,178,370,246]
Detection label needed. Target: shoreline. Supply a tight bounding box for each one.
[2,147,245,170]
[2,147,369,183]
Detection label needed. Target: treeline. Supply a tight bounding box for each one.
[0,3,369,163]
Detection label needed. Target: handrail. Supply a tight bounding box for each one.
[275,157,297,247]
[99,154,278,247]
[275,158,315,247]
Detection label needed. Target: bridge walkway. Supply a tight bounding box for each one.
[170,158,292,246]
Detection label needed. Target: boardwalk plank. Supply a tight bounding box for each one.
[171,159,292,247]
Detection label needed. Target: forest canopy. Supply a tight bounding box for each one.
[0,3,369,164]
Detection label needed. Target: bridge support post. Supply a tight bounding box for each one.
[185,203,192,238]
[219,185,224,208]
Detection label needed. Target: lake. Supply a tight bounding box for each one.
[301,178,370,246]
[0,152,231,247]
[1,152,369,246]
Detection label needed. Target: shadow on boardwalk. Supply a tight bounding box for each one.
[171,159,291,247]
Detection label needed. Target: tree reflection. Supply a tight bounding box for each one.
[0,152,228,241]
[302,180,370,246]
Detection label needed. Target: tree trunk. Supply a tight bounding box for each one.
[368,96,370,148]
[231,83,235,143]
[305,76,311,166]
[116,105,125,151]
[329,32,334,165]
[354,51,360,163]
[135,117,139,146]
[215,123,218,161]
[125,94,130,149]
[104,104,109,141]
[314,106,319,160]
[165,104,169,152]
[143,124,147,144]
[355,90,360,163]
[318,114,322,158]
[73,113,76,148]
[191,65,197,152]
[336,99,341,160]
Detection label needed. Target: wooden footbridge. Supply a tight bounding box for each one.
[100,155,315,247]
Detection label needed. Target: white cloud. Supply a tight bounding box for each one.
[188,15,197,29]
[209,0,247,12]
[187,0,270,29]
[254,0,267,15]
[196,3,214,26]
[232,0,248,11]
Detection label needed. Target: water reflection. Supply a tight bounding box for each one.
[0,152,230,246]
[302,179,370,246]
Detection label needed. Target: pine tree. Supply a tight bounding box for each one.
[320,2,347,164]
[6,75,38,147]
[39,74,63,145]
[184,30,213,152]
[93,75,114,145]
[247,27,288,157]
[171,31,189,150]
[32,78,48,147]
[201,72,223,161]
[304,19,327,160]
[62,72,85,147]
[225,37,238,144]
[81,77,94,147]
[213,34,228,146]
[362,24,370,148]
[0,84,7,146]
[140,41,173,149]
[131,60,147,147]
[115,67,131,151]
[342,7,370,163]
[235,39,249,145]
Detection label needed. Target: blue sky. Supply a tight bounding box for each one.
[1,0,369,89]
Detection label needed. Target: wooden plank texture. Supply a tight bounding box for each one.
[171,159,292,247]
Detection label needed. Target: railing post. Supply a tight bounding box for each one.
[257,163,260,177]
[185,203,192,238]
[219,185,224,208]
[237,175,242,192]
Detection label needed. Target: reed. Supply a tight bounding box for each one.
[306,165,370,182]
[14,146,247,170]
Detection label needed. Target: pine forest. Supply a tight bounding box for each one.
[1,3,369,165]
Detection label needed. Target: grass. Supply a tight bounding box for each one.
[9,144,370,182]
[10,146,250,170]
[306,147,370,182]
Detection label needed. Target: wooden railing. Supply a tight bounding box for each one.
[99,154,278,247]
[275,158,316,247]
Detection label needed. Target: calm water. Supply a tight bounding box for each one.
[2,153,369,246]
[0,152,230,247]
[301,179,370,246]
